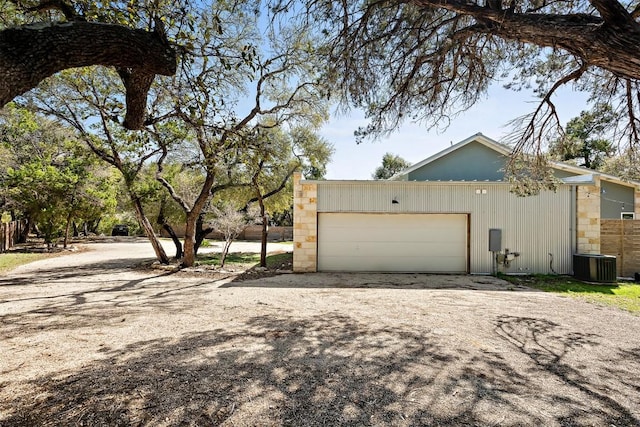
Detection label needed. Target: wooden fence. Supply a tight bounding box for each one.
[601,219,640,277]
[0,220,26,253]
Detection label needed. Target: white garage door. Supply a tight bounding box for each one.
[318,213,468,272]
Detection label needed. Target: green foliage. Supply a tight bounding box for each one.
[506,153,561,196]
[242,125,333,209]
[6,163,71,243]
[372,153,411,180]
[0,104,118,244]
[601,149,640,181]
[549,104,615,170]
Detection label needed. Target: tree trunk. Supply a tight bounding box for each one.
[220,239,233,268]
[131,195,169,264]
[256,196,268,268]
[18,217,29,243]
[194,213,213,255]
[180,173,216,268]
[63,211,72,249]
[182,211,198,267]
[156,200,182,259]
[162,223,183,259]
[88,219,99,234]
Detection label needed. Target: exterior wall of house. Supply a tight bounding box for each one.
[293,173,318,272]
[636,188,640,216]
[295,180,573,274]
[407,142,507,181]
[576,176,601,254]
[600,181,635,219]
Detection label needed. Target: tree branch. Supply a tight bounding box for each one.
[22,0,81,20]
[407,0,640,80]
[243,164,299,209]
[0,21,177,129]
[155,144,191,213]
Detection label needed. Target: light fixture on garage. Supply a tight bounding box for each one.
[392,198,399,204]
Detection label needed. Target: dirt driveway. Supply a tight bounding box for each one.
[1,240,639,426]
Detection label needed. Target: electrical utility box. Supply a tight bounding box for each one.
[489,229,502,252]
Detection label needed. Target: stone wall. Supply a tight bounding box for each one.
[576,177,601,254]
[293,172,318,272]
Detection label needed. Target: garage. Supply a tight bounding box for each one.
[317,213,468,272]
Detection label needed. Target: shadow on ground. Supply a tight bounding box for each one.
[224,272,531,291]
[0,267,221,341]
[0,258,159,288]
[2,314,638,426]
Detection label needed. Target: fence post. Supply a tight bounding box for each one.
[0,220,26,253]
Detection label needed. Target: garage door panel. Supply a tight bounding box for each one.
[320,229,465,242]
[319,255,465,272]
[321,241,464,257]
[318,213,467,272]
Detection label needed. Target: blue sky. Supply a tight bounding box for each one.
[320,84,590,180]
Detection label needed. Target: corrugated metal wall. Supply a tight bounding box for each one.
[316,181,573,274]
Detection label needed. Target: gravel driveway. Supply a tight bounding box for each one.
[1,240,639,426]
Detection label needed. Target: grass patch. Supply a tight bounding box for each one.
[196,252,261,267]
[0,252,51,274]
[505,275,640,314]
[196,251,293,270]
[264,252,293,269]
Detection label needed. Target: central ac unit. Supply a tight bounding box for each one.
[573,254,617,283]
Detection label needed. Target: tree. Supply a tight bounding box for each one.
[210,204,260,268]
[29,67,172,263]
[372,153,411,180]
[601,150,640,181]
[284,0,640,186]
[0,104,117,247]
[0,0,177,129]
[240,126,333,266]
[148,3,329,267]
[549,104,615,169]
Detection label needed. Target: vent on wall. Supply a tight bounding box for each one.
[573,254,617,283]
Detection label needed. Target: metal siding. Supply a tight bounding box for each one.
[316,182,572,274]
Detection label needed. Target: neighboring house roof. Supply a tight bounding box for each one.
[394,132,640,188]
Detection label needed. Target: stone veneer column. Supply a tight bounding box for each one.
[635,187,640,217]
[293,172,318,272]
[576,176,601,254]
